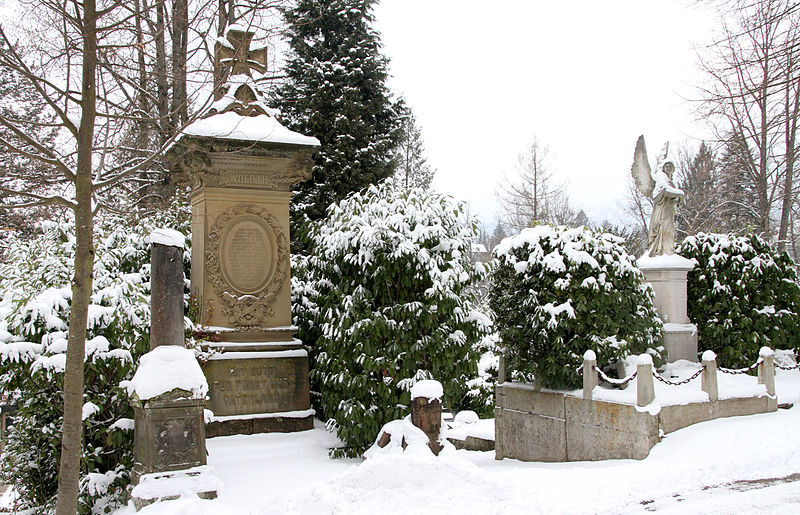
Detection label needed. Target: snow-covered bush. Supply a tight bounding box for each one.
[293,185,491,457]
[0,201,190,513]
[679,233,800,368]
[489,225,662,389]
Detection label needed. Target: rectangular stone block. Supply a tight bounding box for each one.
[132,397,206,479]
[496,383,565,418]
[495,407,567,462]
[203,352,310,417]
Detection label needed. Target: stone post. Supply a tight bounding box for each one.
[758,346,776,397]
[149,229,185,349]
[700,350,718,402]
[497,354,506,384]
[636,354,655,408]
[582,350,598,401]
[410,380,444,456]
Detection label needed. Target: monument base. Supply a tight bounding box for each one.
[206,410,314,437]
[663,323,698,362]
[638,255,698,363]
[200,328,312,436]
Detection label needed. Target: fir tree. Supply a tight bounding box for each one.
[271,0,403,247]
[388,111,435,190]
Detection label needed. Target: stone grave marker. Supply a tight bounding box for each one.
[169,26,319,436]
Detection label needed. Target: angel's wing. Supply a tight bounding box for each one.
[631,135,655,198]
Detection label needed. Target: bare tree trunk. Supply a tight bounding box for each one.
[55,1,96,512]
[155,0,170,144]
[171,0,189,128]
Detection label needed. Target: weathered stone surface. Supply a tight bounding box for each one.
[411,397,443,455]
[659,397,776,434]
[496,383,565,418]
[206,414,314,438]
[203,354,310,417]
[150,243,185,349]
[495,403,567,462]
[640,267,692,324]
[131,394,207,481]
[564,396,659,461]
[448,436,495,452]
[663,325,698,362]
[496,383,778,462]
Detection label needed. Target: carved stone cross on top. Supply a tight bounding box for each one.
[213,28,267,98]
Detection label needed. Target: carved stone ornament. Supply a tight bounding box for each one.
[206,203,288,329]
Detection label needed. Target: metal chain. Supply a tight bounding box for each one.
[652,366,704,386]
[593,365,638,386]
[719,358,763,375]
[775,362,800,371]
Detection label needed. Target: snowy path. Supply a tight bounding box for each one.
[125,398,800,514]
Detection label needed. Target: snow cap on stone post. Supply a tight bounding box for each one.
[410,379,444,402]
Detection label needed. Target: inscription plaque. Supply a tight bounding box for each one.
[220,215,275,294]
[204,356,310,416]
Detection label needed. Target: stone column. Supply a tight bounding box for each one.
[637,355,655,408]
[758,346,776,397]
[582,350,598,401]
[700,350,718,402]
[149,229,185,349]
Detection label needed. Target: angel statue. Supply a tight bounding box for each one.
[631,135,684,257]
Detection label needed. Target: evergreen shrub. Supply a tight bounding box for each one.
[293,185,491,456]
[489,225,662,389]
[679,232,800,368]
[0,202,190,513]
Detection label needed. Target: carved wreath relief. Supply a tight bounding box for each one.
[206,203,288,328]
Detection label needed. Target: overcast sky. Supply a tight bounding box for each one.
[373,0,719,229]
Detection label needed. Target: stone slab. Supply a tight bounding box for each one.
[495,406,567,462]
[203,354,310,417]
[659,396,776,434]
[206,414,313,437]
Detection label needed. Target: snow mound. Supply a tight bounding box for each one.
[148,228,185,249]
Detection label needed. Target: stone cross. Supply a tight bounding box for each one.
[216,28,267,79]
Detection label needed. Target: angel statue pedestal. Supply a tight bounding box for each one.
[637,255,698,362]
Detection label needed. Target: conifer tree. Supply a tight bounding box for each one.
[272,0,403,247]
[389,111,435,190]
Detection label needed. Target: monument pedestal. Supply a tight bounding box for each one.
[638,255,698,362]
[201,328,313,437]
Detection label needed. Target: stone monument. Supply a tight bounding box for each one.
[169,26,319,436]
[631,135,698,362]
[128,229,218,509]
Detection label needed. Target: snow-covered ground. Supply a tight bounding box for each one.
[109,366,800,514]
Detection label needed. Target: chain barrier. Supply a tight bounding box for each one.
[593,365,638,386]
[719,359,763,375]
[775,362,800,371]
[652,366,704,386]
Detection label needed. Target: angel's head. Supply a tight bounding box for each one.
[662,162,675,178]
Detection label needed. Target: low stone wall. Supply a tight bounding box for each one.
[495,382,776,462]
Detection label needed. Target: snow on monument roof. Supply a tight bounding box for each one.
[182,111,320,147]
